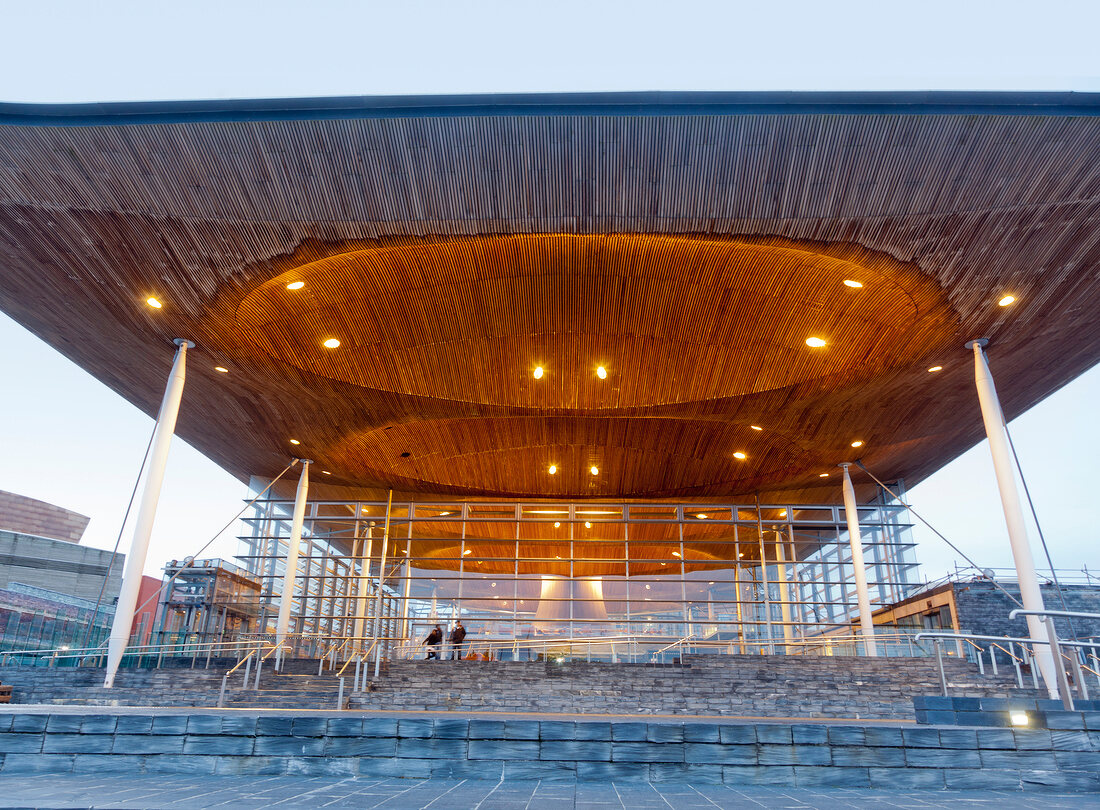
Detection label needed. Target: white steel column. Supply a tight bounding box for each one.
[104,339,193,688]
[839,463,878,657]
[275,459,311,658]
[968,338,1057,698]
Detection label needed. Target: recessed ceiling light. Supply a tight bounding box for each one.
[533,366,544,379]
[998,295,1016,307]
[289,439,300,445]
[463,549,471,555]
[596,366,607,379]
[214,366,229,373]
[750,425,763,431]
[739,553,745,558]
[145,297,162,309]
[672,551,681,557]
[819,473,829,478]
[548,465,557,475]
[491,582,496,588]
[733,452,747,460]
[645,584,650,589]
[582,521,591,529]
[928,366,943,373]
[590,466,599,475]
[843,279,864,289]
[851,440,864,448]
[554,522,560,528]
[322,338,341,349]
[286,281,305,290]
[555,555,561,559]
[696,513,707,519]
[661,562,667,566]
[779,510,787,518]
[805,337,827,348]
[322,470,331,475]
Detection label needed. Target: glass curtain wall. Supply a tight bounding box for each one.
[235,499,919,657]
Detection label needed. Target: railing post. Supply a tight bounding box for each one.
[243,654,252,689]
[936,641,949,697]
[1012,643,1023,688]
[254,658,263,691]
[1045,618,1075,710]
[989,646,998,676]
[337,677,345,710]
[217,675,227,708]
[354,657,361,693]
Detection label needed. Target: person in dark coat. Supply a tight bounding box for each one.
[424,624,443,659]
[449,621,467,660]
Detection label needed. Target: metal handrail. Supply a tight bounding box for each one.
[1009,608,1100,622]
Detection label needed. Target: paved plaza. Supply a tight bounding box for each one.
[0,775,1096,809]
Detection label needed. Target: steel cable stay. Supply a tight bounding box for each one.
[80,420,159,650]
[1002,421,1078,640]
[74,459,300,657]
[853,459,1024,608]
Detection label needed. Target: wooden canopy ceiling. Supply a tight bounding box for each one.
[1,92,1099,503]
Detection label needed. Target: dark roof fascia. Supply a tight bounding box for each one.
[2,90,1100,127]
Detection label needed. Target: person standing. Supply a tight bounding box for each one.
[449,620,467,660]
[424,624,443,660]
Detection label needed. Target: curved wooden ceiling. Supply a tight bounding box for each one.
[1,93,1099,502]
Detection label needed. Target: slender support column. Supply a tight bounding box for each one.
[275,459,311,661]
[104,339,193,688]
[968,338,1057,698]
[373,491,394,677]
[774,532,794,646]
[839,463,878,657]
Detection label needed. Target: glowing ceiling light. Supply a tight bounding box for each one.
[322,338,341,349]
[672,551,681,558]
[851,440,864,448]
[145,297,163,309]
[645,584,650,589]
[696,513,707,519]
[322,470,331,475]
[750,425,763,431]
[286,281,305,290]
[533,366,544,379]
[553,522,561,528]
[819,473,829,478]
[585,521,592,528]
[491,582,496,588]
[661,562,667,566]
[739,553,745,558]
[590,466,599,475]
[843,279,864,288]
[928,365,943,373]
[214,366,228,373]
[733,452,747,460]
[709,581,715,585]
[596,366,607,379]
[998,295,1016,307]
[805,337,827,348]
[548,465,557,475]
[555,555,561,559]
[779,510,787,518]
[289,439,300,445]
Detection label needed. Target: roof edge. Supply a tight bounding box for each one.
[3,90,1100,126]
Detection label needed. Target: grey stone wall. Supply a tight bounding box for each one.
[953,581,1100,641]
[0,710,1096,791]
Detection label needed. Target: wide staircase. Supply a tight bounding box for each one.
[1,653,1036,720]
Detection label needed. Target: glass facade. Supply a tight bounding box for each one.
[236,496,920,659]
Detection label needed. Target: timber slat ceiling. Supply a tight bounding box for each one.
[1,93,1099,501]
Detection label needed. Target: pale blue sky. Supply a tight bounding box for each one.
[0,0,1098,581]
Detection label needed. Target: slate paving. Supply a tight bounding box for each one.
[0,775,1097,809]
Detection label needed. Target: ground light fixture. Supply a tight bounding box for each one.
[322,338,340,349]
[145,297,163,309]
[1010,711,1029,726]
[286,281,305,290]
